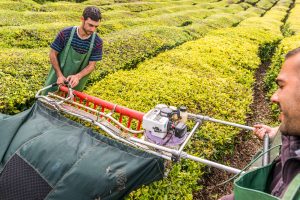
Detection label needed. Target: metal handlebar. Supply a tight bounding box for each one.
[188,113,254,131]
[35,82,58,98]
[262,133,270,166]
[36,82,74,104]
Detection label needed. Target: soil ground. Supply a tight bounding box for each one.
[193,62,274,200]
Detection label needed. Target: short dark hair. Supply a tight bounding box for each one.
[83,6,101,21]
[285,47,300,60]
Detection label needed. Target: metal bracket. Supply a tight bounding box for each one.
[171,154,180,162]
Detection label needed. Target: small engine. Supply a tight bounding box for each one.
[142,104,188,147]
[142,107,169,138]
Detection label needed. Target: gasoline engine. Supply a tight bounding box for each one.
[142,104,188,148]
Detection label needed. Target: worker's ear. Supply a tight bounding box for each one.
[80,16,84,23]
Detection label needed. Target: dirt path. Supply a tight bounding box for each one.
[193,61,274,199]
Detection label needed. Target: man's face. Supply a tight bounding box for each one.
[271,53,300,136]
[81,17,99,36]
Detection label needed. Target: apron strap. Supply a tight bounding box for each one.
[82,32,96,65]
[282,173,300,200]
[61,26,76,68]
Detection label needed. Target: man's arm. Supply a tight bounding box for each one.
[67,61,97,88]
[49,48,66,85]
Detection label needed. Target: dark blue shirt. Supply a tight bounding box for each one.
[51,26,103,61]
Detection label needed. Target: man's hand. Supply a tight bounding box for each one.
[254,124,278,140]
[67,75,80,88]
[57,76,67,85]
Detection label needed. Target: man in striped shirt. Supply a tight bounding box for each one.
[44,6,103,92]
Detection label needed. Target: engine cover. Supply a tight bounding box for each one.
[142,108,169,138]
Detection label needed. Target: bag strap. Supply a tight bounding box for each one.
[282,173,300,200]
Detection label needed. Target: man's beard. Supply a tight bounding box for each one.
[279,116,300,136]
[82,23,92,36]
[83,28,92,35]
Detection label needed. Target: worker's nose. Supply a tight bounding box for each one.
[271,90,279,103]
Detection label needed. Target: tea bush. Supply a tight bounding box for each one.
[0,0,40,11]
[0,0,245,48]
[256,0,279,10]
[264,0,300,117]
[0,10,79,27]
[286,0,300,34]
[239,0,293,35]
[0,0,271,114]
[0,48,49,113]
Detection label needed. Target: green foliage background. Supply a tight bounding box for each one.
[0,0,299,199]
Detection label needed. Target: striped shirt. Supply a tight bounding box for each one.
[50,26,103,61]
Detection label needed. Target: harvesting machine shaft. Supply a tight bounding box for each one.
[35,83,270,175]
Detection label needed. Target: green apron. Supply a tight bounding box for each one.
[44,26,96,94]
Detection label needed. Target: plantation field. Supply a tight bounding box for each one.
[1,0,300,199]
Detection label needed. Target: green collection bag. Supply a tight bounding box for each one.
[234,163,279,200]
[0,113,9,120]
[234,160,300,200]
[0,102,164,200]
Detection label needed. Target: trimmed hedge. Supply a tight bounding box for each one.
[0,2,243,48]
[34,0,87,3]
[256,0,279,10]
[0,23,71,48]
[0,0,219,24]
[183,5,264,38]
[92,1,260,36]
[286,0,300,34]
[0,0,40,11]
[0,0,245,48]
[99,8,220,34]
[264,35,300,117]
[89,26,192,81]
[132,3,221,18]
[39,1,87,12]
[99,3,219,21]
[239,0,293,35]
[89,0,217,10]
[264,0,300,116]
[0,0,267,114]
[0,2,278,113]
[245,0,261,5]
[0,48,49,114]
[98,2,246,33]
[0,10,79,26]
[236,7,265,18]
[91,5,262,82]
